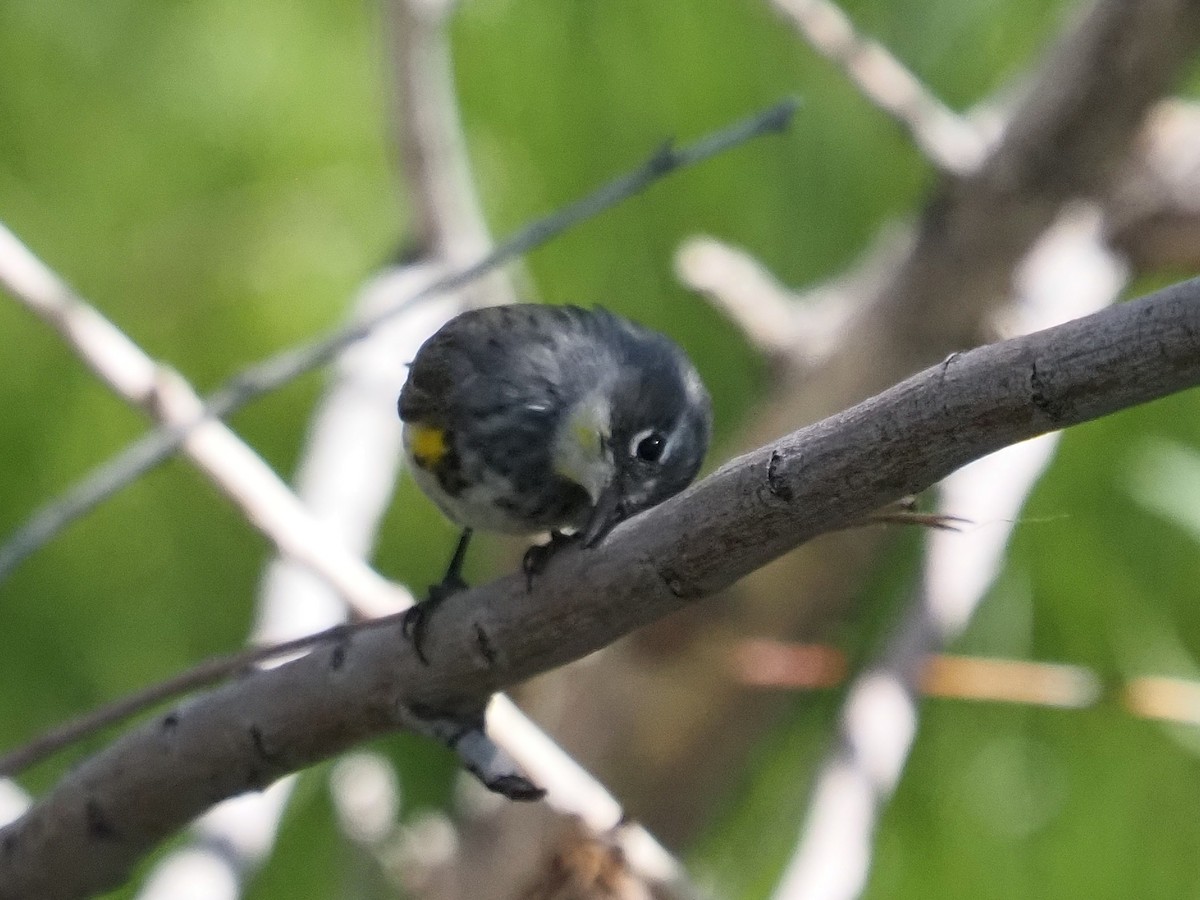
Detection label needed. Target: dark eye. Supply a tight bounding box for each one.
[633,431,666,462]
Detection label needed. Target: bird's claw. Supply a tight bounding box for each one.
[521,531,579,591]
[403,575,467,665]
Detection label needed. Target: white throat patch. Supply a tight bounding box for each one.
[552,392,614,503]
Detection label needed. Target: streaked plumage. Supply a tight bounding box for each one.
[399,304,711,544]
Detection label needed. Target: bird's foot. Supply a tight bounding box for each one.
[521,531,579,591]
[403,574,468,665]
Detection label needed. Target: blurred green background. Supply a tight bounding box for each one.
[4,0,1200,897]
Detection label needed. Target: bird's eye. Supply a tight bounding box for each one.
[632,430,666,462]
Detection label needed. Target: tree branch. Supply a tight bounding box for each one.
[770,0,988,174]
[0,222,414,615]
[2,276,1198,898]
[770,204,1130,900]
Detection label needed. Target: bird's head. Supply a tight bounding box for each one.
[552,326,711,546]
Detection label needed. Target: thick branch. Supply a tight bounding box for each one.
[873,0,1200,356]
[2,277,1198,898]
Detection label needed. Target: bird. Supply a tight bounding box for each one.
[397,303,712,661]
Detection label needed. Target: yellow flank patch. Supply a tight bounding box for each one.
[410,425,448,468]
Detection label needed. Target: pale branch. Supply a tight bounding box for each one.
[0,98,797,585]
[482,694,696,898]
[771,0,987,175]
[0,223,413,614]
[733,641,1104,710]
[386,0,505,273]
[675,231,909,366]
[736,643,1200,728]
[771,208,1129,900]
[674,235,811,359]
[2,277,1198,898]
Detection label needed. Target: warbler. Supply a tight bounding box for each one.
[398,303,711,659]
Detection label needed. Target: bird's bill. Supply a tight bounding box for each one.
[581,477,626,548]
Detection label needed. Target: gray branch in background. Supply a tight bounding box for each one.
[863,0,1200,365]
[770,206,1131,900]
[2,277,1198,899]
[752,3,1200,886]
[1107,100,1200,271]
[770,0,990,175]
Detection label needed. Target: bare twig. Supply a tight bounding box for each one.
[771,0,988,174]
[0,99,797,586]
[2,275,1199,898]
[1124,677,1200,725]
[738,642,1200,729]
[735,641,1103,709]
[675,227,913,369]
[674,236,806,358]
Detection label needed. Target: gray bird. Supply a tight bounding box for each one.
[398,303,711,659]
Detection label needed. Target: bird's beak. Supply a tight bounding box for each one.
[582,474,626,548]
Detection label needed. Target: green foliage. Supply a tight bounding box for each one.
[4,0,1200,897]
[245,769,345,900]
